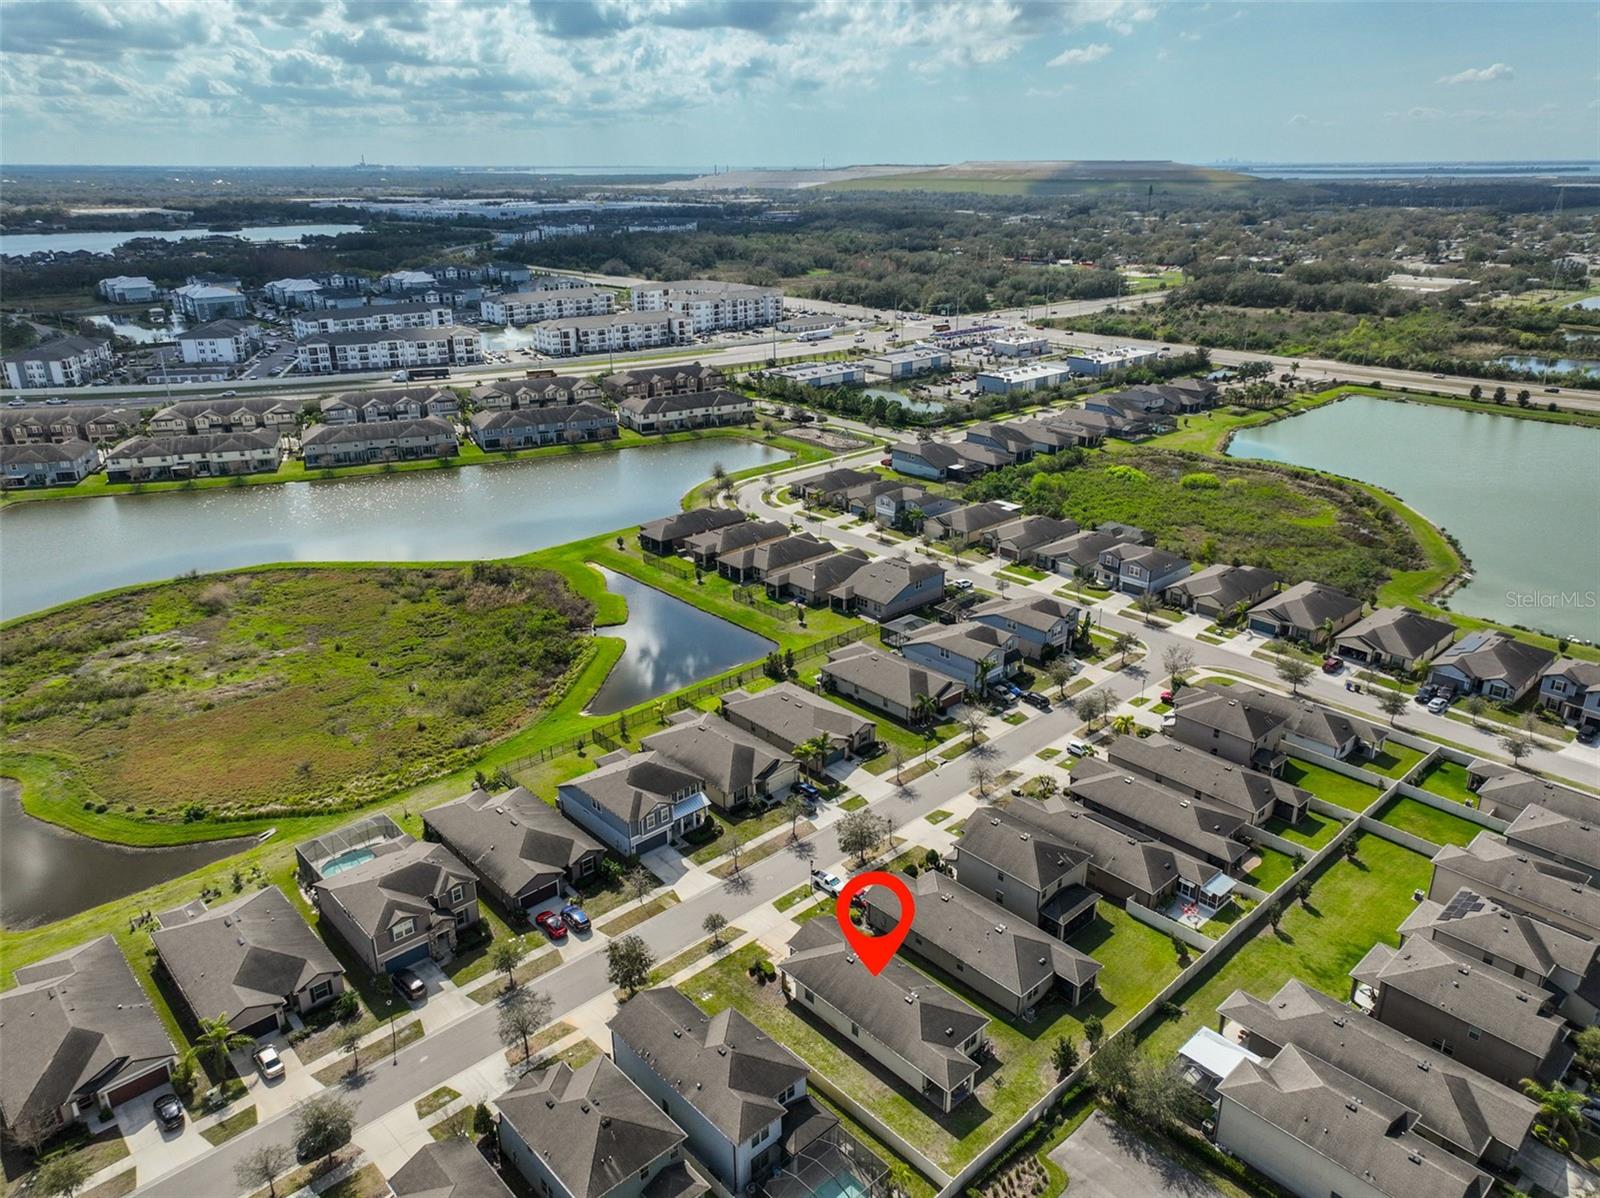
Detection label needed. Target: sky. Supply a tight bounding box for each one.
[0,0,1595,168]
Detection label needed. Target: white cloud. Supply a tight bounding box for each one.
[1438,62,1514,85]
[1048,42,1111,67]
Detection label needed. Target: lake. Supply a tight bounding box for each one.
[0,780,254,929]
[1495,355,1600,379]
[0,439,786,618]
[1227,396,1600,642]
[0,223,364,256]
[585,568,776,714]
[863,386,947,414]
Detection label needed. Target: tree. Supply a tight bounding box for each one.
[623,865,654,907]
[1111,631,1139,667]
[1274,655,1314,696]
[498,987,555,1061]
[1343,836,1360,863]
[1160,644,1195,689]
[727,821,752,873]
[33,1153,92,1198]
[1267,901,1287,932]
[337,1024,364,1078]
[1463,694,1488,728]
[1082,1014,1105,1049]
[1469,384,1482,400]
[1295,880,1313,907]
[1087,1031,1136,1098]
[1572,1026,1600,1082]
[782,791,810,841]
[293,1093,357,1165]
[195,1013,255,1075]
[234,1144,294,1198]
[962,706,985,749]
[491,938,526,993]
[1109,713,1135,737]
[608,934,654,997]
[1502,728,1534,766]
[1074,688,1111,730]
[1127,1058,1212,1134]
[1171,933,1190,965]
[1132,592,1160,624]
[1375,686,1409,726]
[793,735,833,779]
[890,745,906,785]
[1047,658,1075,699]
[472,1102,495,1137]
[911,693,937,731]
[968,761,996,799]
[702,911,729,948]
[1521,1080,1586,1150]
[838,808,891,866]
[1051,1036,1080,1077]
[1033,775,1058,801]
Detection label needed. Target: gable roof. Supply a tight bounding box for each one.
[828,557,942,605]
[1504,803,1600,875]
[764,548,871,595]
[782,919,988,1092]
[1432,833,1600,932]
[311,840,477,941]
[1468,766,1600,824]
[1106,733,1311,821]
[968,595,1080,635]
[953,809,1090,890]
[562,753,705,824]
[0,936,176,1129]
[820,643,963,710]
[1033,529,1118,567]
[151,887,341,1028]
[1167,563,1279,611]
[1399,886,1600,990]
[901,620,1013,665]
[720,683,873,750]
[1338,607,1457,661]
[1069,757,1251,866]
[422,786,603,899]
[389,1139,515,1198]
[1248,580,1362,631]
[610,988,807,1142]
[1173,683,1382,752]
[497,1057,687,1198]
[638,508,744,545]
[641,713,795,795]
[1431,632,1556,692]
[1002,798,1216,896]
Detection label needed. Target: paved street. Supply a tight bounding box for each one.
[1049,1112,1225,1198]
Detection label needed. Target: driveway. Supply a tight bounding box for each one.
[1048,1113,1224,1198]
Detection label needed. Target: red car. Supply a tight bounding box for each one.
[533,910,568,940]
[1159,689,1173,703]
[1321,657,1343,674]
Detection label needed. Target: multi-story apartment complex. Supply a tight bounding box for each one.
[290,302,453,338]
[176,319,258,365]
[530,311,690,357]
[97,275,160,304]
[295,325,482,374]
[480,287,615,326]
[630,279,782,332]
[1,336,114,389]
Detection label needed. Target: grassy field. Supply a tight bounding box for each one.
[1414,759,1478,805]
[1373,796,1485,847]
[1137,832,1432,1060]
[1262,808,1344,851]
[1364,743,1425,780]
[2,564,593,826]
[1279,757,1381,814]
[1240,846,1297,893]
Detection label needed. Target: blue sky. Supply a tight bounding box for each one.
[0,0,1594,167]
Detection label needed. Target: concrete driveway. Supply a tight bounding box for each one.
[1048,1113,1224,1198]
[230,1034,319,1121]
[110,1082,210,1179]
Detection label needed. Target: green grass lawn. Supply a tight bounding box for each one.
[1414,759,1478,805]
[1240,846,1298,893]
[1137,833,1432,1061]
[1279,757,1381,814]
[689,804,796,865]
[683,906,1180,1175]
[925,809,953,825]
[597,893,680,937]
[774,885,814,913]
[199,1105,258,1146]
[1262,809,1344,851]
[1373,796,1484,847]
[1364,742,1425,781]
[414,1087,461,1120]
[649,931,743,985]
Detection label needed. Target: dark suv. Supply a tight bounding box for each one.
[392,968,426,1002]
[153,1093,185,1131]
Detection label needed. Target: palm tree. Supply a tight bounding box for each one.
[911,693,937,731]
[195,1014,255,1076]
[1109,713,1136,737]
[793,736,832,780]
[1521,1080,1586,1149]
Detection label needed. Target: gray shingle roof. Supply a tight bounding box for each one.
[681,519,788,559]
[828,557,943,605]
[763,548,870,595]
[1504,803,1600,875]
[0,936,175,1129]
[638,508,744,545]
[1399,887,1600,989]
[863,871,1101,995]
[720,683,873,751]
[1,334,109,364]
[1106,733,1310,821]
[1,440,95,466]
[641,713,794,796]
[609,988,807,1142]
[996,799,1215,897]
[1431,631,1555,693]
[423,786,603,900]
[1248,579,1362,631]
[820,643,963,710]
[1432,832,1600,932]
[968,595,1080,635]
[1217,1045,1493,1198]
[782,919,987,1092]
[1468,767,1600,823]
[951,809,1089,891]
[1173,683,1383,753]
[302,418,455,446]
[563,753,705,824]
[1337,607,1456,661]
[1166,563,1278,611]
[620,389,750,417]
[1069,757,1251,866]
[151,886,341,1029]
[497,1057,688,1198]
[389,1139,515,1198]
[312,840,477,942]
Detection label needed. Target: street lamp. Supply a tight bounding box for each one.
[385,996,398,1062]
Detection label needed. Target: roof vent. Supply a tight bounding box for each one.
[994,924,1006,934]
[580,1102,591,1114]
[1416,1060,1430,1072]
[672,1029,682,1038]
[940,894,951,903]
[1019,832,1031,842]
[546,1097,556,1109]
[717,1045,728,1056]
[1407,1152,1423,1165]
[1345,1099,1360,1112]
[990,818,1001,826]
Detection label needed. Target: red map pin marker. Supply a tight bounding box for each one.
[836,871,915,976]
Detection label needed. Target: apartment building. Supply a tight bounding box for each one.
[176,319,258,365]
[296,325,482,374]
[630,279,782,331]
[2,335,114,388]
[480,287,615,326]
[531,311,691,357]
[97,275,160,304]
[104,431,283,482]
[290,301,454,338]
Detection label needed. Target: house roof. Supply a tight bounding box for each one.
[800,467,877,496]
[497,1057,687,1198]
[720,683,873,750]
[609,988,807,1142]
[764,548,871,595]
[1217,1045,1492,1198]
[863,871,1101,996]
[953,809,1091,891]
[681,520,788,559]
[1337,607,1457,661]
[303,418,455,446]
[901,621,1014,665]
[1172,683,1383,754]
[470,403,611,431]
[109,430,281,458]
[641,713,795,796]
[562,752,705,825]
[1033,529,1118,567]
[1101,542,1190,576]
[179,319,255,341]
[1468,766,1600,824]
[638,508,744,545]
[1431,631,1556,693]
[1069,757,1251,866]
[828,557,943,605]
[1167,564,1279,611]
[969,595,1080,635]
[0,936,176,1129]
[1504,803,1600,875]
[1219,979,1537,1160]
[1248,580,1362,631]
[1542,657,1600,695]
[820,643,963,710]
[604,362,721,388]
[1351,939,1571,1065]
[1106,733,1311,821]
[422,786,603,899]
[1399,887,1600,989]
[151,887,341,1029]
[311,840,477,942]
[619,389,750,417]
[986,516,1078,551]
[2,334,110,365]
[389,1140,515,1198]
[720,534,832,575]
[782,919,988,1092]
[930,501,1013,536]
[1,440,96,466]
[1432,833,1600,931]
[1014,797,1218,895]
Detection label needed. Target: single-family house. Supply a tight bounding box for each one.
[638,508,745,555]
[310,839,481,975]
[641,713,799,812]
[1246,581,1364,646]
[1068,757,1252,872]
[900,621,1020,690]
[0,936,177,1136]
[862,871,1101,1013]
[794,468,877,507]
[1093,542,1192,596]
[610,989,809,1195]
[1032,529,1119,578]
[422,786,606,914]
[555,752,711,857]
[1105,734,1310,825]
[1538,658,1600,734]
[817,643,964,724]
[390,1140,515,1198]
[1465,763,1600,824]
[1169,683,1386,771]
[718,533,832,584]
[946,809,1099,937]
[1503,804,1600,885]
[873,486,955,529]
[1429,832,1600,940]
[1428,632,1556,704]
[681,519,788,570]
[826,558,945,622]
[151,886,344,1035]
[1349,938,1573,1088]
[966,595,1079,662]
[720,683,877,764]
[497,1058,699,1198]
[982,515,1079,562]
[763,548,872,606]
[1163,564,1279,621]
[1003,419,1081,456]
[964,423,1035,462]
[1336,607,1458,672]
[780,919,988,1113]
[921,501,1014,547]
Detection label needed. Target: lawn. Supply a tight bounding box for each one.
[248,1161,389,1198]
[414,1087,461,1120]
[1279,757,1381,815]
[1373,796,1484,848]
[3,1132,128,1198]
[597,892,680,936]
[648,930,743,985]
[1240,846,1298,893]
[925,809,954,825]
[310,1020,424,1085]
[682,904,1178,1174]
[1414,759,1478,806]
[690,803,797,865]
[1262,809,1344,851]
[1137,833,1433,1061]
[1364,743,1425,781]
[199,1105,258,1146]
[774,885,814,913]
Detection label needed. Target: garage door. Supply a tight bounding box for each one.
[636,830,669,854]
[238,1012,281,1037]
[519,879,560,909]
[104,1063,171,1107]
[384,943,431,972]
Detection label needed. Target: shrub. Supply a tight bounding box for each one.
[1179,471,1221,489]
[332,991,361,1022]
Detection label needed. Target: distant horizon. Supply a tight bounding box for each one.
[4,158,1597,172]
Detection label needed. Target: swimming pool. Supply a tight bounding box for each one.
[319,848,377,877]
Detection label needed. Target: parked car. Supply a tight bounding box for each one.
[1578,725,1598,745]
[534,909,569,940]
[560,904,591,934]
[1022,691,1051,710]
[794,779,821,801]
[392,968,426,1002]
[252,1044,285,1080]
[1159,689,1173,703]
[811,869,845,897]
[1067,738,1095,757]
[1413,686,1436,705]
[1427,695,1451,714]
[951,579,974,592]
[153,1093,185,1131]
